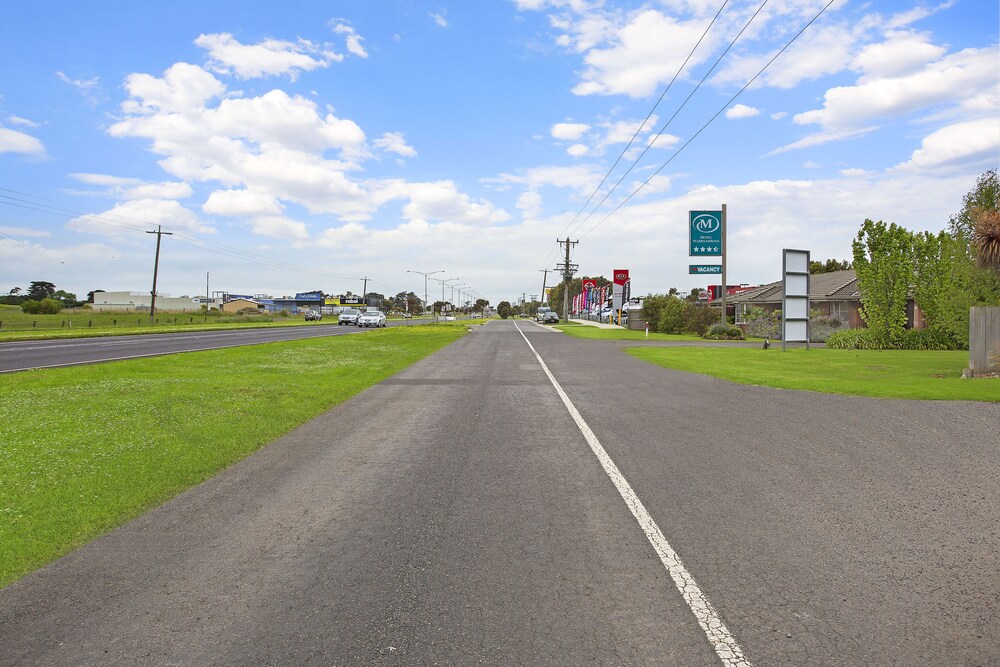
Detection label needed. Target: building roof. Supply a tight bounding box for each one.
[726,270,860,305]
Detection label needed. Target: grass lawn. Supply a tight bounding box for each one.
[554,322,704,342]
[0,304,327,342]
[0,324,466,588]
[625,346,1000,401]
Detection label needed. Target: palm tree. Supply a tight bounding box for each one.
[971,206,1000,272]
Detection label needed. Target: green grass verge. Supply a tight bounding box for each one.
[0,324,466,588]
[625,346,999,401]
[554,323,704,341]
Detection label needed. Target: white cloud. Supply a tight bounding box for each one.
[569,10,713,98]
[67,199,213,237]
[794,47,997,131]
[203,189,283,216]
[430,12,449,28]
[850,31,947,79]
[840,168,866,176]
[770,112,788,120]
[331,23,368,58]
[0,226,51,238]
[0,126,45,155]
[896,118,1000,172]
[194,33,340,80]
[551,122,590,140]
[248,215,309,239]
[567,143,589,157]
[69,173,192,200]
[374,131,417,157]
[517,190,544,218]
[5,115,40,128]
[726,104,760,119]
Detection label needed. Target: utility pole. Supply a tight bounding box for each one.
[360,276,370,309]
[556,238,578,324]
[147,225,172,324]
[721,204,728,326]
[206,272,209,306]
[540,269,548,305]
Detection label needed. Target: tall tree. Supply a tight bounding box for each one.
[27,281,56,301]
[496,301,512,319]
[852,219,914,342]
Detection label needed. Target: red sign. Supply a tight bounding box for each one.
[613,269,629,286]
[582,279,596,291]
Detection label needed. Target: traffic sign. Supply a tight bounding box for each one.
[689,265,723,274]
[689,210,722,256]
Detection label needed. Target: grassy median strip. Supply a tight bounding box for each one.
[626,346,1000,401]
[0,324,466,588]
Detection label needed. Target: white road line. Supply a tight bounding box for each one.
[514,321,752,667]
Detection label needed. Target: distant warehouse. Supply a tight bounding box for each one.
[90,291,202,313]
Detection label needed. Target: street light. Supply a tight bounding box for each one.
[407,269,443,318]
[431,277,460,320]
[452,283,468,314]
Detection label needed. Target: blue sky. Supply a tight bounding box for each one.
[1,0,997,305]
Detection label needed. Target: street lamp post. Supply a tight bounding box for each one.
[432,277,460,320]
[407,269,443,319]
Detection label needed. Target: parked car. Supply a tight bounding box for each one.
[403,312,413,319]
[539,310,560,324]
[338,308,361,325]
[357,310,387,328]
[535,307,552,323]
[304,310,322,321]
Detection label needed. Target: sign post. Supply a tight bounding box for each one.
[689,208,726,324]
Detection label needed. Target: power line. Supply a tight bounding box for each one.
[556,0,732,241]
[579,0,839,240]
[566,0,770,239]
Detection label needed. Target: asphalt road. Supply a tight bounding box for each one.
[0,318,432,373]
[1,319,996,665]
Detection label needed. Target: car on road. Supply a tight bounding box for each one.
[338,308,361,325]
[403,312,413,319]
[357,310,387,328]
[304,310,322,321]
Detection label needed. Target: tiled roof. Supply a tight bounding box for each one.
[726,270,859,304]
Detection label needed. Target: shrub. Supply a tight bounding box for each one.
[682,305,719,336]
[277,310,290,317]
[810,315,846,343]
[743,307,781,339]
[21,298,62,314]
[825,327,962,350]
[703,323,744,340]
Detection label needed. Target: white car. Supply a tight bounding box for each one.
[338,308,361,325]
[357,310,387,328]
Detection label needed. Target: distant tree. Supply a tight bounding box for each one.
[497,301,512,319]
[53,290,82,308]
[0,287,25,305]
[686,288,702,303]
[27,281,56,301]
[809,259,852,274]
[473,298,489,313]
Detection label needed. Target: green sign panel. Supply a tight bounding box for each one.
[689,265,723,274]
[689,210,722,256]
